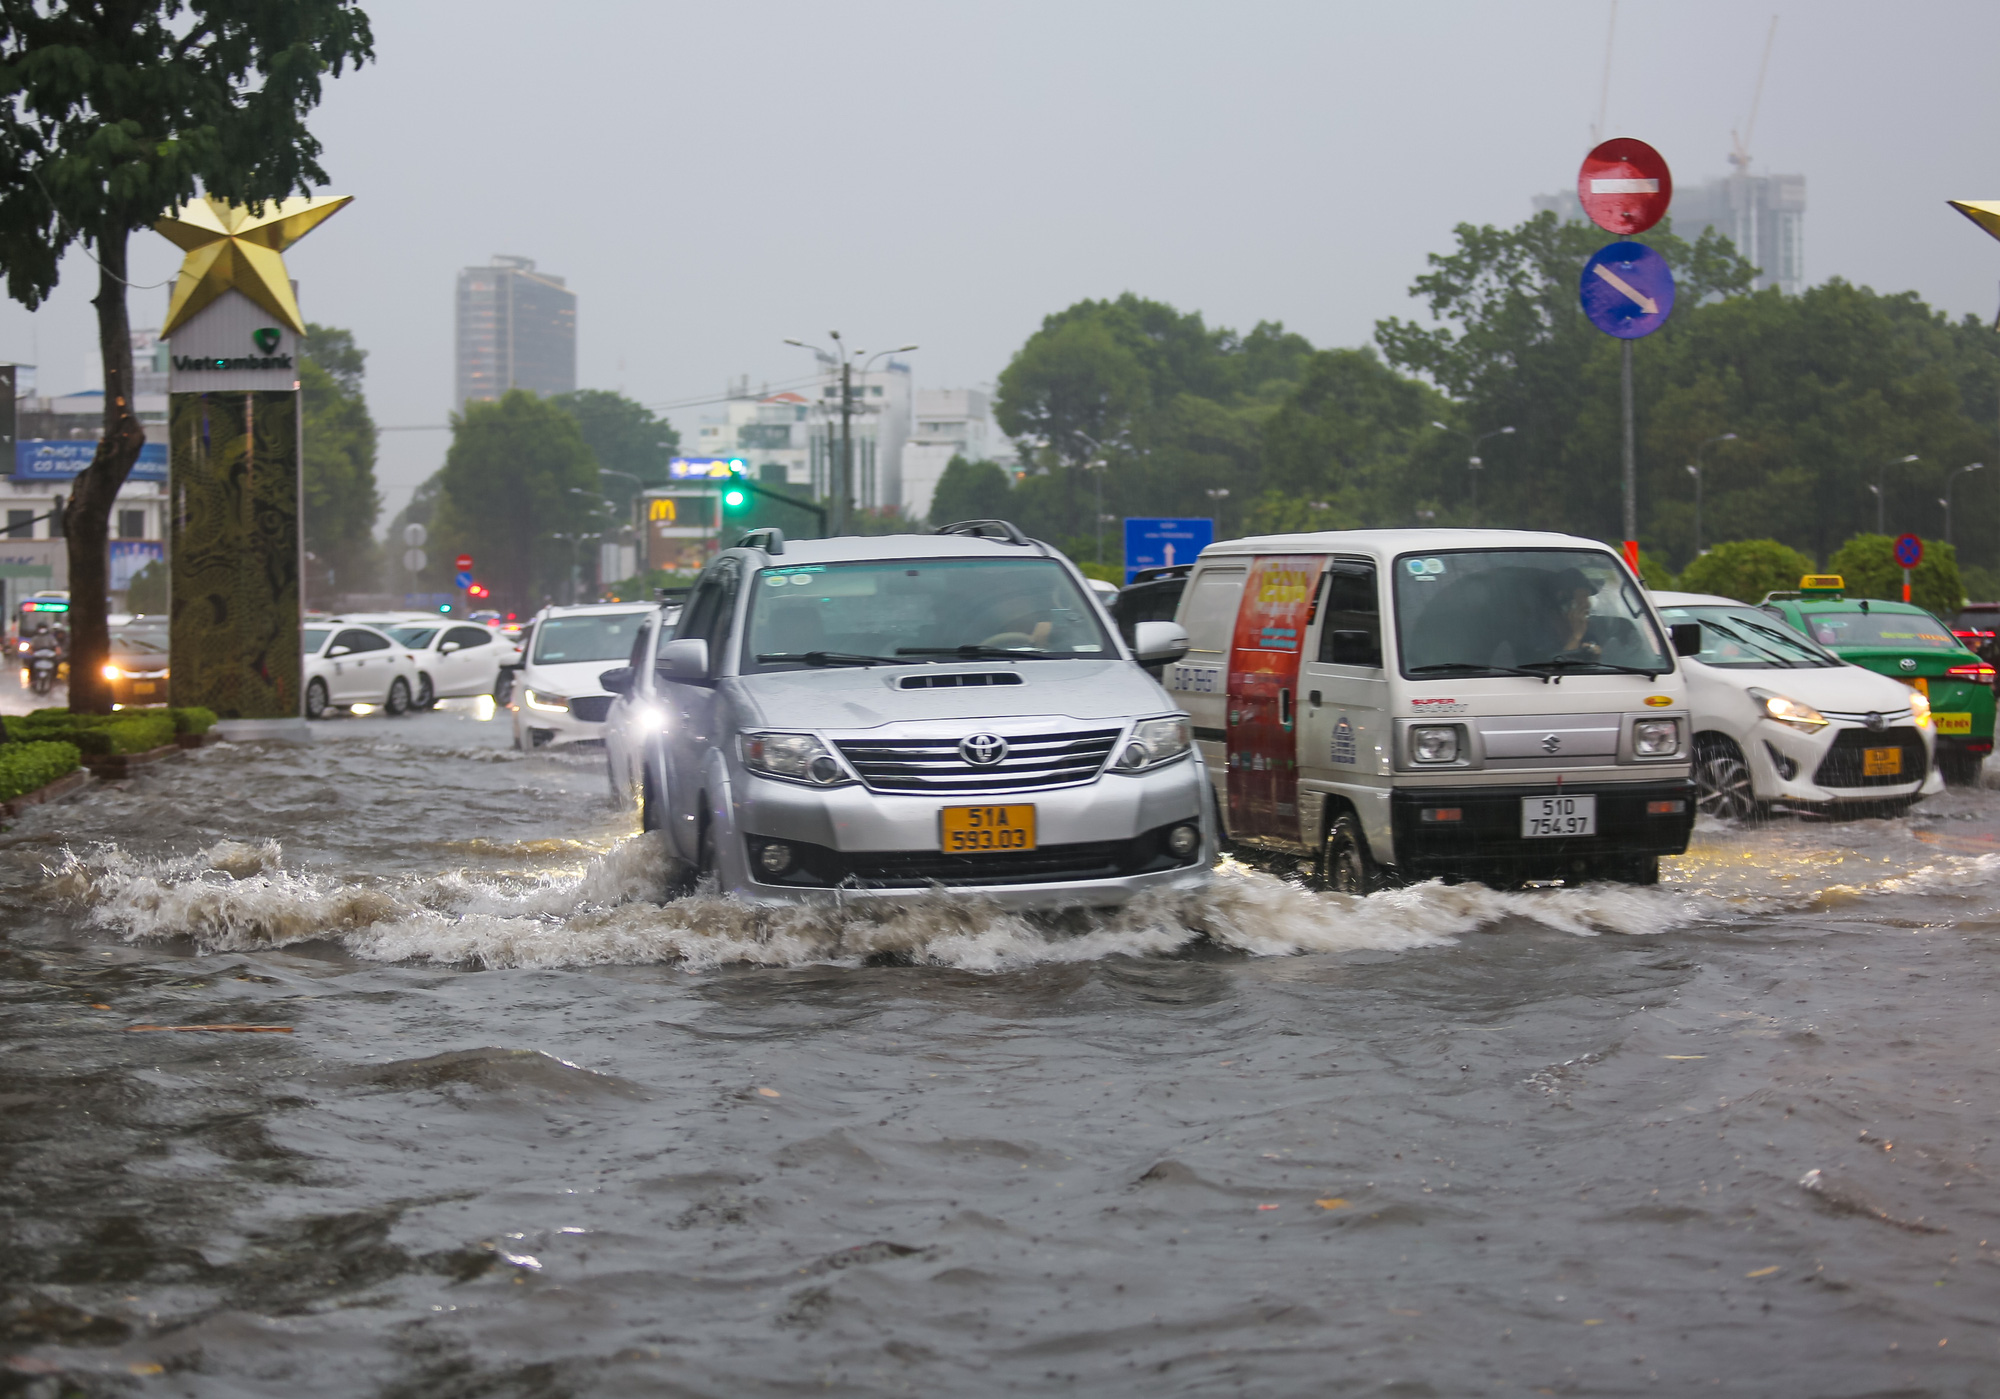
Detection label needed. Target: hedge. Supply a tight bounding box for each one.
[0,740,80,802]
[7,712,176,756]
[18,705,216,736]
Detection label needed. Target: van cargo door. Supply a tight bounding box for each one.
[1227,555,1326,842]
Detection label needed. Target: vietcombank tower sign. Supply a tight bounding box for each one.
[156,194,348,733]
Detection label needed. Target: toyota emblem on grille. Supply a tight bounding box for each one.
[1865,711,1887,732]
[1541,733,1562,754]
[1901,658,1918,671]
[959,733,1009,766]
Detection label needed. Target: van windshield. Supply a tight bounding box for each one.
[743,558,1110,670]
[1394,548,1672,677]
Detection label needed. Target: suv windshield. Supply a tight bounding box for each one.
[743,558,1111,670]
[1394,548,1671,677]
[1658,604,1839,669]
[1790,609,1961,650]
[532,612,650,664]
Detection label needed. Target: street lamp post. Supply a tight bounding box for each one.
[1872,453,1921,535]
[1944,461,1985,546]
[1430,422,1515,521]
[1205,487,1230,536]
[783,335,918,536]
[1685,432,1736,555]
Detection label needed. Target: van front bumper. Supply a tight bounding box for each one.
[725,758,1212,907]
[1389,778,1695,881]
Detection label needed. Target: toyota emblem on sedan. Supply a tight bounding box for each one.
[960,734,1009,766]
[1541,734,1562,754]
[1865,711,1887,732]
[1901,658,1918,671]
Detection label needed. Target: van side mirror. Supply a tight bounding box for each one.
[659,637,711,681]
[1671,622,1703,657]
[1327,629,1381,667]
[1132,621,1189,666]
[599,666,635,696]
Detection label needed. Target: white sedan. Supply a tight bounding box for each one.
[1654,590,1943,819]
[509,602,656,749]
[302,623,423,719]
[387,620,517,709]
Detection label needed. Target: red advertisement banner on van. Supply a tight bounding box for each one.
[1227,554,1325,841]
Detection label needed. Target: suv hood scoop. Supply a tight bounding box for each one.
[896,671,1023,690]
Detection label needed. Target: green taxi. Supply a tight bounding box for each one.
[1762,576,1996,785]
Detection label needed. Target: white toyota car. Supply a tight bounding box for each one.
[302,623,424,719]
[509,602,656,749]
[1653,590,1942,819]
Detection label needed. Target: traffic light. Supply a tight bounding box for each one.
[721,472,749,512]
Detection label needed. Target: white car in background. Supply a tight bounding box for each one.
[509,602,656,749]
[387,620,517,709]
[302,622,423,719]
[1652,590,1943,819]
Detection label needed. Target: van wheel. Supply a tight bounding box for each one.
[1604,854,1661,886]
[1694,735,1757,820]
[1321,812,1380,895]
[305,679,329,720]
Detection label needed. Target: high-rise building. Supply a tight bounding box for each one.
[1533,171,1806,295]
[900,388,1014,523]
[454,255,576,410]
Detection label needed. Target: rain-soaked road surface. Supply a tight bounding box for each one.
[3,698,1999,1397]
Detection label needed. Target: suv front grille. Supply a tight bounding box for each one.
[745,823,1202,889]
[834,727,1121,794]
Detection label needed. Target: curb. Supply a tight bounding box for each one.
[0,767,91,819]
[83,743,186,781]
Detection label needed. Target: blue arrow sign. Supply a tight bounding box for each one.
[1123,517,1214,583]
[1580,242,1675,339]
[455,570,474,589]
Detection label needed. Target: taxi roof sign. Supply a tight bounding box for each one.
[1799,574,1845,597]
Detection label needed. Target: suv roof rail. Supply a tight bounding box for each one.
[732,527,785,555]
[1128,564,1194,585]
[935,519,1032,546]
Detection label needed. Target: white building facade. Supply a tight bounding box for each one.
[900,387,1014,524]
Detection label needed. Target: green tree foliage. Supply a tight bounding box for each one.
[1675,539,1817,603]
[994,295,1315,551]
[0,0,373,712]
[1825,534,1964,616]
[123,558,167,614]
[300,323,380,601]
[1256,348,1452,529]
[431,391,599,611]
[927,457,1013,526]
[548,390,679,510]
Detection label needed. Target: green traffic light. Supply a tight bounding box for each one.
[724,487,747,508]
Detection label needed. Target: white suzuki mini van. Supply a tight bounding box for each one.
[1167,529,1699,889]
[636,523,1213,907]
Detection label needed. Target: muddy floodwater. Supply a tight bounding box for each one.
[2,702,1998,1397]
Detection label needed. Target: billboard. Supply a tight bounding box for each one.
[110,540,164,592]
[15,439,168,482]
[669,456,746,479]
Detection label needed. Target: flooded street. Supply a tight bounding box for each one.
[3,703,1999,1397]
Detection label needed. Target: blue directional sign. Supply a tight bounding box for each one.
[1123,517,1214,583]
[1579,242,1676,339]
[455,570,474,589]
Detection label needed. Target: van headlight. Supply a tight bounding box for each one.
[1633,717,1682,756]
[1410,725,1460,764]
[741,732,851,786]
[1749,688,1828,732]
[1115,715,1192,771]
[523,688,569,713]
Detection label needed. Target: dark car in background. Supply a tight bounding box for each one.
[104,620,169,707]
[1951,601,2000,671]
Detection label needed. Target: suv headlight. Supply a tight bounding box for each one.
[1749,688,1828,732]
[1115,715,1192,771]
[740,732,851,786]
[1410,724,1460,764]
[523,688,569,713]
[1633,717,1682,756]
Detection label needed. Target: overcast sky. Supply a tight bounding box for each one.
[6,0,2000,525]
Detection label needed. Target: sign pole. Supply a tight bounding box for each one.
[1904,566,1912,603]
[1621,340,1637,549]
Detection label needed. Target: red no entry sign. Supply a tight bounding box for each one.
[1578,138,1673,235]
[455,553,473,572]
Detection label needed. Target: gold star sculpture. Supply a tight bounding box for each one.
[1949,199,2000,243]
[155,193,352,337]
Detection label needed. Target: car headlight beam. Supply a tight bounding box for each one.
[523,688,569,714]
[1749,688,1828,733]
[1907,687,1932,729]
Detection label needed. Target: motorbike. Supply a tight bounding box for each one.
[27,647,60,696]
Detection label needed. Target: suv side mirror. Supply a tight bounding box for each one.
[1132,620,1190,666]
[1671,622,1703,657]
[599,666,635,696]
[659,637,711,681]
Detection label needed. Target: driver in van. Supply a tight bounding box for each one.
[1537,567,1603,662]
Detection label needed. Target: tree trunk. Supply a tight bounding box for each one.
[67,223,146,714]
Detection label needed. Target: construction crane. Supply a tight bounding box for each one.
[1729,16,1779,173]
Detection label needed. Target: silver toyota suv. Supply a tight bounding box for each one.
[637,521,1213,907]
